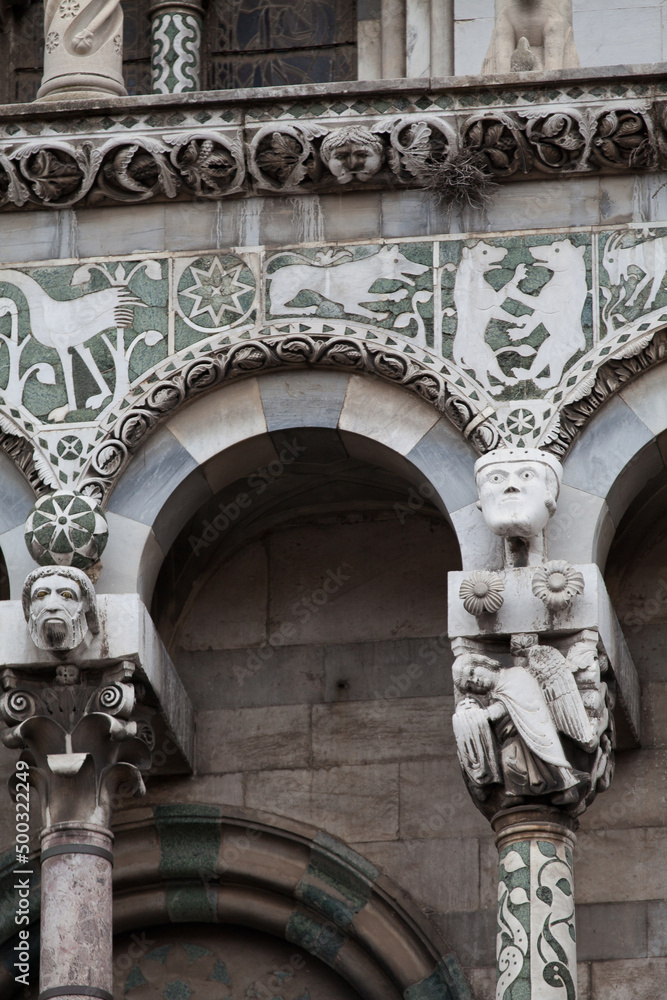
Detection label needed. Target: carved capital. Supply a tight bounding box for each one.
[0,660,152,827]
[450,630,615,823]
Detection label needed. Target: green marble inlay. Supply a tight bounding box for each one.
[498,840,531,1000]
[403,956,472,1000]
[285,910,346,965]
[155,804,222,923]
[295,831,380,927]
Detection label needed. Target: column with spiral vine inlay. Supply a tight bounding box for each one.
[150,0,204,93]
[448,449,640,999]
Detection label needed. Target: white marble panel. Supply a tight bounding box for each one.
[0,523,39,600]
[97,512,164,605]
[454,15,494,76]
[454,0,493,20]
[167,379,268,465]
[573,6,662,66]
[0,211,75,264]
[406,0,431,76]
[619,365,667,438]
[484,178,600,232]
[339,374,440,456]
[75,204,167,257]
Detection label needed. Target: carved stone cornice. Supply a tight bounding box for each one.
[1,66,667,210]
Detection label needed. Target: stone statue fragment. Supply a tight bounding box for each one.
[451,631,614,818]
[38,0,126,100]
[452,650,585,810]
[482,0,580,74]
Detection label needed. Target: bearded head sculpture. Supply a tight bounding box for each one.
[22,566,100,652]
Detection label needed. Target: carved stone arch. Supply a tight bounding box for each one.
[74,333,499,507]
[543,326,667,461]
[0,806,473,999]
[73,366,479,605]
[546,347,667,569]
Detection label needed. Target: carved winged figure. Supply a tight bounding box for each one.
[452,652,587,807]
[510,633,597,751]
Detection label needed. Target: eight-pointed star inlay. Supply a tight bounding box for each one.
[180,257,255,325]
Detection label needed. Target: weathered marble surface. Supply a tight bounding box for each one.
[0,222,664,501]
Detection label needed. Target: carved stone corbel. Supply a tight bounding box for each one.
[448,445,638,998]
[0,509,193,1000]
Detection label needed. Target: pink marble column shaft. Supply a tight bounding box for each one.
[39,822,113,1000]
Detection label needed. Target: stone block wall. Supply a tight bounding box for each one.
[116,482,667,993]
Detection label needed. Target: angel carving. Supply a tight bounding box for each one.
[510,633,598,751]
[452,651,590,812]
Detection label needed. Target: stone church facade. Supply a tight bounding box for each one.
[0,1,664,998]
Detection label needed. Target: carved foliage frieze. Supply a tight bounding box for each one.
[0,97,665,210]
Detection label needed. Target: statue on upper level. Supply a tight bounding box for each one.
[482,0,580,74]
[37,0,126,100]
[23,565,100,652]
[474,447,563,567]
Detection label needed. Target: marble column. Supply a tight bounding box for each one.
[150,0,204,94]
[493,808,578,999]
[36,0,127,101]
[39,824,114,1000]
[358,0,453,81]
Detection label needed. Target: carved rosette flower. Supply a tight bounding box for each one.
[532,560,584,611]
[459,571,505,616]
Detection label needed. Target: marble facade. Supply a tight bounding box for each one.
[0,5,663,1000]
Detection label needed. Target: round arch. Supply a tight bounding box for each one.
[92,369,481,604]
[551,361,667,570]
[0,806,472,1000]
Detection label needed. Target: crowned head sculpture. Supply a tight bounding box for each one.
[474,447,563,566]
[23,565,100,653]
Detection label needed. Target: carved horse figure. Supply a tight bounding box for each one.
[0,269,140,418]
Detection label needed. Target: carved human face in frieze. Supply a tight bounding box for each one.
[23,566,99,652]
[474,449,562,541]
[320,128,385,184]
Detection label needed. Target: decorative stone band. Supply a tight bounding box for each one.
[71,333,498,504]
[40,843,115,864]
[0,95,664,210]
[39,989,114,1000]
